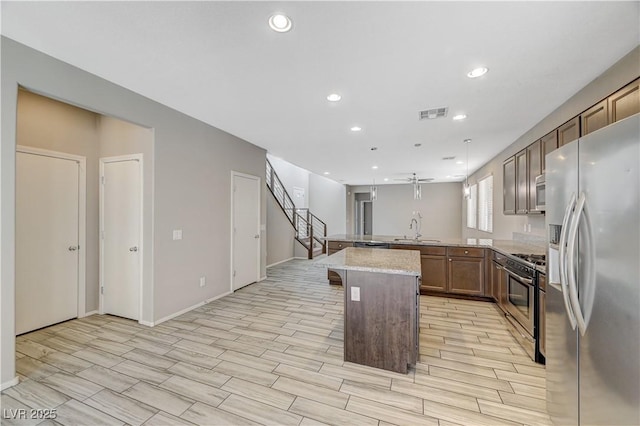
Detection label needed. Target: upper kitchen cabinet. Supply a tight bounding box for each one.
[581,99,609,136]
[558,117,580,147]
[515,149,528,214]
[503,156,516,215]
[541,130,558,172]
[608,78,639,123]
[527,140,542,214]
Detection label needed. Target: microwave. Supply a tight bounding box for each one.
[535,174,546,211]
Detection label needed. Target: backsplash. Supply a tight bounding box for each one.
[512,232,546,248]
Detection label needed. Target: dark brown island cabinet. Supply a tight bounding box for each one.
[319,247,421,374]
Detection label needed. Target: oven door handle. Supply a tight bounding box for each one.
[504,267,533,285]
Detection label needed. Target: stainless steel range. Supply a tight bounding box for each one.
[499,253,545,363]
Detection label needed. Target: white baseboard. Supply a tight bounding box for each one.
[1,376,19,391]
[293,256,308,260]
[266,257,294,268]
[138,320,154,327]
[82,310,99,318]
[258,276,267,282]
[150,291,233,327]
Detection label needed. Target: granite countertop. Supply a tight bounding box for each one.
[316,247,421,276]
[325,234,547,272]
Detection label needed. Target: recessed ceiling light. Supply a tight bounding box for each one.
[467,67,488,78]
[384,178,389,182]
[414,143,422,147]
[372,165,378,170]
[327,93,341,102]
[268,14,292,33]
[370,147,377,151]
[456,160,464,165]
[351,126,362,132]
[452,114,467,120]
[323,172,330,175]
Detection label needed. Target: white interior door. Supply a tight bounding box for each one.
[16,152,80,334]
[101,158,141,320]
[232,173,260,291]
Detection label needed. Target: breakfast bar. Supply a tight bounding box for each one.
[318,247,421,374]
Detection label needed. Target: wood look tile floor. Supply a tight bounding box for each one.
[2,259,552,426]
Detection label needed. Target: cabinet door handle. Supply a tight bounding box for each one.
[448,259,452,262]
[464,250,469,254]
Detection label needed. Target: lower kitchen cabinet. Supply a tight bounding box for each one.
[420,255,448,292]
[389,244,447,293]
[446,247,486,296]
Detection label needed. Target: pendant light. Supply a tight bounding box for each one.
[370,179,378,201]
[414,181,422,200]
[463,139,471,199]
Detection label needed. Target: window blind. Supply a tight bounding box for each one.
[478,175,493,233]
[467,183,477,229]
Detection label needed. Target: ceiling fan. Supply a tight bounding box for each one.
[393,173,434,184]
[394,173,433,200]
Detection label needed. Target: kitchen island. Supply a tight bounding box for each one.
[318,247,421,374]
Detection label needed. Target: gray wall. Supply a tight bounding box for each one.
[266,194,296,266]
[308,173,347,237]
[463,46,640,241]
[1,37,267,387]
[348,183,463,238]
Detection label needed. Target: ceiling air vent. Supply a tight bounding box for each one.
[442,156,456,160]
[419,107,448,120]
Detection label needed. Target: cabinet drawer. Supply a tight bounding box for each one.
[327,241,353,250]
[447,247,485,258]
[389,244,446,256]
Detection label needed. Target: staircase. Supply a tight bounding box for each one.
[266,159,327,259]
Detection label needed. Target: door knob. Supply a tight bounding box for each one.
[129,246,138,252]
[254,234,260,239]
[68,246,78,251]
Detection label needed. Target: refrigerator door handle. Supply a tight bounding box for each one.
[567,192,588,335]
[559,192,578,330]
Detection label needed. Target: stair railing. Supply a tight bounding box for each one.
[266,158,327,259]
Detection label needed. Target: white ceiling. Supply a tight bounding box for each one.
[2,1,639,185]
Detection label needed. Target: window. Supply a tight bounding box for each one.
[466,184,477,229]
[478,174,493,233]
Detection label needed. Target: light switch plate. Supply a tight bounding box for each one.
[173,229,183,240]
[351,286,360,301]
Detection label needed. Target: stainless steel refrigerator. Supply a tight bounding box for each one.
[546,114,639,425]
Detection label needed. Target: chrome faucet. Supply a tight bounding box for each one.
[409,212,423,240]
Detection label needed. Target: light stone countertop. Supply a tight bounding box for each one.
[325,234,543,252]
[324,234,547,272]
[316,247,421,276]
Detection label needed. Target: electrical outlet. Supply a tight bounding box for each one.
[199,276,206,287]
[351,286,360,301]
[527,223,532,233]
[173,229,183,240]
